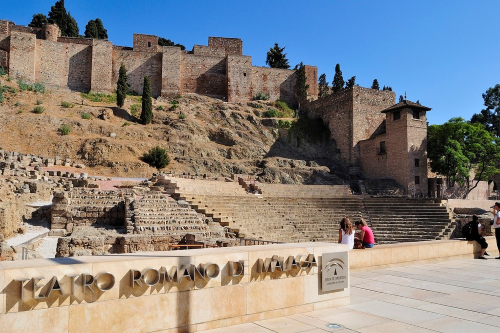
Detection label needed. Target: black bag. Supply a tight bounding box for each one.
[462,221,475,241]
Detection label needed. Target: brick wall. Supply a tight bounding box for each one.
[0,20,11,52]
[192,45,226,57]
[180,53,227,98]
[227,55,252,102]
[359,133,389,179]
[9,31,36,83]
[251,66,296,104]
[208,37,242,56]
[304,65,318,98]
[133,33,159,52]
[112,48,162,96]
[352,87,395,164]
[0,50,8,69]
[161,46,182,97]
[36,39,92,91]
[91,39,113,92]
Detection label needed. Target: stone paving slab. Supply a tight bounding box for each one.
[198,259,500,332]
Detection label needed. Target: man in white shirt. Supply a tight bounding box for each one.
[492,202,500,259]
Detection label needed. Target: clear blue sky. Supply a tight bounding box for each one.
[3,1,500,125]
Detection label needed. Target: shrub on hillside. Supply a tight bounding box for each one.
[81,112,92,119]
[0,67,6,76]
[59,124,71,135]
[178,112,186,119]
[33,106,45,114]
[274,100,294,118]
[142,146,170,169]
[61,101,74,108]
[263,108,280,118]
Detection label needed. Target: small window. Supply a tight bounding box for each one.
[147,42,151,47]
[415,176,420,185]
[393,111,400,121]
[243,72,247,77]
[413,110,420,119]
[379,141,386,155]
[415,158,420,167]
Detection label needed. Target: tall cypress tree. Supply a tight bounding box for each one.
[95,18,108,39]
[345,76,356,89]
[371,79,380,90]
[295,62,309,108]
[318,73,329,98]
[48,1,79,37]
[141,76,153,125]
[84,20,98,38]
[29,14,48,28]
[266,43,290,69]
[332,64,344,93]
[116,64,128,108]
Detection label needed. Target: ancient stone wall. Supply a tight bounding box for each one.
[358,132,388,179]
[51,190,127,232]
[251,67,296,104]
[192,45,226,57]
[112,48,162,96]
[208,37,243,56]
[227,55,252,102]
[91,39,113,92]
[36,39,92,91]
[306,88,354,164]
[0,20,11,52]
[304,65,318,98]
[0,50,8,69]
[9,31,37,83]
[352,88,395,164]
[180,54,227,98]
[133,33,160,53]
[161,46,182,97]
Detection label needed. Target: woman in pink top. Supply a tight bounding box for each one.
[355,219,375,248]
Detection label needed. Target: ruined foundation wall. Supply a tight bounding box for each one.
[9,31,36,83]
[251,67,296,104]
[227,55,252,102]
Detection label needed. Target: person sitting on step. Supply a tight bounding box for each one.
[472,215,489,259]
[338,217,354,250]
[355,219,375,249]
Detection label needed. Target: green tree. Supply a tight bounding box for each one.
[116,64,128,108]
[382,85,392,91]
[266,43,290,69]
[142,146,170,169]
[94,18,108,39]
[399,95,404,103]
[158,37,186,50]
[84,20,98,38]
[140,76,153,125]
[331,64,344,93]
[371,79,380,90]
[345,76,356,89]
[29,13,48,28]
[428,117,500,198]
[471,84,500,137]
[48,0,79,37]
[295,62,309,109]
[318,73,329,98]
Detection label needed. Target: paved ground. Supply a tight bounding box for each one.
[199,259,500,333]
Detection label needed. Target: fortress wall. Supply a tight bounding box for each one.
[304,65,318,98]
[226,55,252,102]
[192,45,226,57]
[36,39,92,91]
[91,39,113,92]
[161,46,182,97]
[351,87,395,163]
[8,32,36,83]
[208,37,243,56]
[251,67,296,104]
[0,50,7,69]
[180,54,227,98]
[112,49,162,97]
[359,134,388,179]
[306,89,354,164]
[0,21,11,52]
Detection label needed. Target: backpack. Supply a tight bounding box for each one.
[462,221,476,241]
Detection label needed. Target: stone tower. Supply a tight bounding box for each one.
[382,100,431,196]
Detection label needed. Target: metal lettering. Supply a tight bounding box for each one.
[130,269,142,288]
[94,272,115,291]
[191,264,205,280]
[228,261,244,277]
[304,254,317,267]
[274,256,285,271]
[205,263,220,279]
[177,265,192,283]
[15,278,29,300]
[141,268,160,287]
[32,277,45,300]
[82,274,95,294]
[41,276,64,298]
[66,275,79,295]
[257,257,273,273]
[159,266,177,283]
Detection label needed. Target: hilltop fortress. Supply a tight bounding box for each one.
[0,20,431,196]
[0,20,317,103]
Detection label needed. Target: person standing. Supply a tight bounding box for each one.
[338,217,354,250]
[355,219,375,248]
[493,202,500,259]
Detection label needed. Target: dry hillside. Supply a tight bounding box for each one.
[0,75,344,184]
